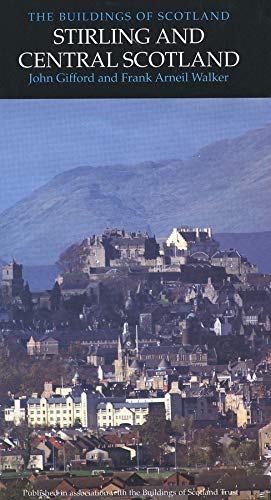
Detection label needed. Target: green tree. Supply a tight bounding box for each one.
[21,282,33,315]
[74,417,82,427]
[58,441,77,470]
[224,440,258,465]
[0,481,32,500]
[176,444,189,467]
[50,282,62,311]
[13,421,32,469]
[171,415,193,436]
[139,415,170,465]
[57,242,83,272]
[188,426,219,467]
[238,440,258,463]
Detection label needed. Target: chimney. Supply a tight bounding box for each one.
[207,227,212,238]
[182,327,190,346]
[170,381,181,393]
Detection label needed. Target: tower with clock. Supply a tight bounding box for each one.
[115,322,139,382]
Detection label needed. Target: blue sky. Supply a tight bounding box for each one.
[0,98,270,212]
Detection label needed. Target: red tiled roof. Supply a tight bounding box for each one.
[48,437,63,450]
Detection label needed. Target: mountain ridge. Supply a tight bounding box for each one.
[0,123,271,265]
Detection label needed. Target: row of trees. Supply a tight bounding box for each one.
[138,415,259,468]
[0,348,75,401]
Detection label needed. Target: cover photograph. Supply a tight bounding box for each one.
[0,1,271,499]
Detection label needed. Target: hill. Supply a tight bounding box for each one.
[0,124,271,265]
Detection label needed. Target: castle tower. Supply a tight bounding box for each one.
[2,259,24,298]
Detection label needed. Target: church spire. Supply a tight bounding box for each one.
[135,324,139,357]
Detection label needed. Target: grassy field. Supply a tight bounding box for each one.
[0,467,197,480]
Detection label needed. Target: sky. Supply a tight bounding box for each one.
[0,98,270,213]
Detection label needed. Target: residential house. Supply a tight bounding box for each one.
[196,468,269,499]
[0,450,24,472]
[212,317,232,336]
[27,450,44,471]
[85,448,110,465]
[259,422,271,459]
[4,397,27,425]
[163,471,194,487]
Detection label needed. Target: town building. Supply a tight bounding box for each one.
[27,390,97,428]
[26,378,98,428]
[211,249,258,276]
[166,227,219,261]
[139,344,217,368]
[4,397,27,425]
[81,229,160,271]
[195,469,269,499]
[27,335,59,357]
[27,450,45,471]
[114,323,139,382]
[97,401,149,428]
[1,259,24,298]
[0,451,24,472]
[259,422,271,459]
[97,397,165,428]
[87,346,117,367]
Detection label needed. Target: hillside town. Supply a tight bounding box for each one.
[0,226,271,499]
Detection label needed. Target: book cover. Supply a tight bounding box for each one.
[0,1,271,499]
